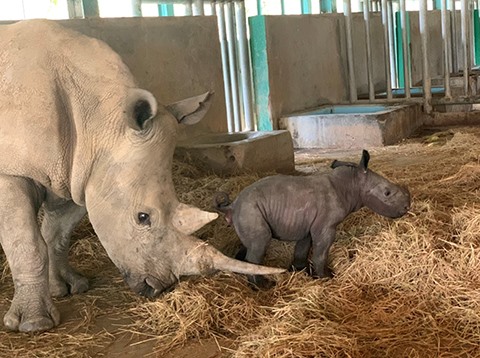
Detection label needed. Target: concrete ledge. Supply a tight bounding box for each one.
[279,103,422,149]
[174,130,295,175]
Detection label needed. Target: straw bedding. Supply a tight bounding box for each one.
[1,126,480,357]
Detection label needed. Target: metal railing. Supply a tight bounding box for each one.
[340,0,480,114]
[72,0,480,124]
[139,0,255,132]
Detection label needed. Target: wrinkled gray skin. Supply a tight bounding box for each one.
[0,20,284,333]
[215,150,411,288]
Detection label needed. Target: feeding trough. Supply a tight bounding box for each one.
[279,103,422,149]
[174,130,295,175]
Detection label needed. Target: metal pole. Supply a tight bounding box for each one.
[400,0,411,98]
[185,1,193,15]
[449,0,457,73]
[461,0,471,95]
[441,0,452,98]
[344,0,357,102]
[192,0,204,15]
[419,0,432,112]
[225,1,242,132]
[216,2,235,132]
[364,0,375,100]
[132,0,142,16]
[235,0,255,131]
[82,0,99,17]
[381,0,392,99]
[387,0,397,88]
[210,0,216,15]
[301,0,312,14]
[67,0,84,18]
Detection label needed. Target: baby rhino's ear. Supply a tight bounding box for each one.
[166,91,214,125]
[359,150,370,173]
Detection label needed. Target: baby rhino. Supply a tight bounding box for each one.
[214,150,410,288]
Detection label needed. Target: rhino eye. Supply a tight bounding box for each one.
[384,190,391,197]
[137,212,151,226]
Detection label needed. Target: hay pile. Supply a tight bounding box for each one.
[1,126,480,357]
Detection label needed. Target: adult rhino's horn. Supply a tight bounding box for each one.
[172,203,218,235]
[176,239,285,277]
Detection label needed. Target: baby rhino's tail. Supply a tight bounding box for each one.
[213,192,233,226]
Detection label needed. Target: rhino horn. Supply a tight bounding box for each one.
[172,203,218,235]
[176,240,285,277]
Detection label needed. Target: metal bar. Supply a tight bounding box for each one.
[210,0,216,15]
[344,0,357,102]
[216,2,235,132]
[257,0,262,15]
[281,0,286,15]
[449,0,457,72]
[225,1,242,132]
[301,0,312,14]
[159,3,174,16]
[387,0,397,88]
[400,0,411,98]
[185,1,193,15]
[419,0,432,113]
[67,0,84,18]
[131,0,142,16]
[192,0,204,15]
[320,0,335,13]
[381,0,392,99]
[441,0,452,98]
[235,0,255,131]
[461,0,470,95]
[82,0,99,17]
[364,0,375,100]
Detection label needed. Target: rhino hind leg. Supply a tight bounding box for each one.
[41,196,88,297]
[236,222,275,290]
[0,176,60,332]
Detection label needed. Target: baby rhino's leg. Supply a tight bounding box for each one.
[235,214,275,289]
[292,234,312,274]
[310,226,337,278]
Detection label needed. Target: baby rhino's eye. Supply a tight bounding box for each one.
[137,212,151,226]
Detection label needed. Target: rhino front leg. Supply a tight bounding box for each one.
[292,234,312,273]
[0,176,60,332]
[41,196,88,297]
[311,226,336,278]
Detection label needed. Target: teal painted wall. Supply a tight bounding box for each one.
[249,15,273,131]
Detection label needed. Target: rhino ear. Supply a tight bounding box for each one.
[359,150,370,172]
[127,89,158,131]
[166,91,214,125]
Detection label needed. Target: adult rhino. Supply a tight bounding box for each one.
[0,20,283,333]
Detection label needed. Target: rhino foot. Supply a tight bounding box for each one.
[50,269,89,297]
[4,284,60,333]
[247,275,275,290]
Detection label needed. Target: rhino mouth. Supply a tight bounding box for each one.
[123,271,176,298]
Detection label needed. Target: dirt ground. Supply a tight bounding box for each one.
[1,124,480,357]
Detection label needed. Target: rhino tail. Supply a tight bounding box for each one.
[213,191,231,211]
[213,191,233,226]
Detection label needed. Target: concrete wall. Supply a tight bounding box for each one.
[1,17,227,138]
[250,14,387,130]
